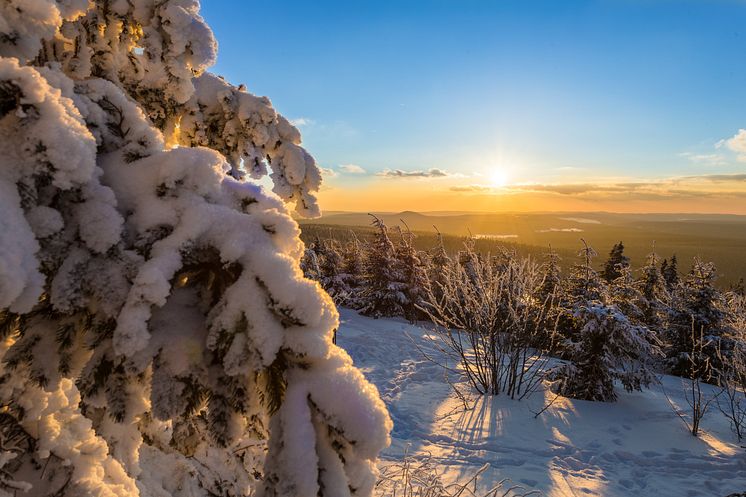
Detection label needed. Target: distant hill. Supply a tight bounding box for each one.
[299,211,746,286]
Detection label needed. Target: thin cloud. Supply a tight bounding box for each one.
[448,174,746,202]
[378,168,450,178]
[509,183,633,195]
[289,117,315,127]
[681,173,746,182]
[726,129,746,162]
[340,164,366,174]
[450,185,494,192]
[679,152,729,167]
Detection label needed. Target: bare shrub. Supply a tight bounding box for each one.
[419,244,554,399]
[717,344,746,441]
[718,294,746,441]
[663,323,723,436]
[375,449,541,497]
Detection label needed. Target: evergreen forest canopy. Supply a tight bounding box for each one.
[302,219,745,406]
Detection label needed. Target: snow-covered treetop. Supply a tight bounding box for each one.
[0,2,388,496]
[1,0,321,216]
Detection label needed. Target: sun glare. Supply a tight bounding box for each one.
[489,169,509,187]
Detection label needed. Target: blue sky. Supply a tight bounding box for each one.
[201,1,746,212]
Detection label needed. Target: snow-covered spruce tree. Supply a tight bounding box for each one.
[0,2,390,496]
[393,226,429,323]
[537,248,562,304]
[568,239,606,304]
[666,258,731,383]
[426,228,451,306]
[609,266,646,324]
[552,303,661,402]
[662,254,680,292]
[339,235,365,309]
[317,238,351,305]
[532,249,566,353]
[636,249,669,331]
[601,241,629,283]
[359,216,406,318]
[557,240,607,352]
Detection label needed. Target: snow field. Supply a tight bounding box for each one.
[336,308,746,497]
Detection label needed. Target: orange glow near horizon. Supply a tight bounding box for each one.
[316,177,746,215]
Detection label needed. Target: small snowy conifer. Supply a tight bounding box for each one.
[666,258,730,382]
[601,241,630,283]
[360,216,406,318]
[568,240,606,303]
[636,249,669,331]
[394,227,429,323]
[553,303,660,402]
[662,254,680,291]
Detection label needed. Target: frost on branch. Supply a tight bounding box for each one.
[0,1,389,496]
[178,73,322,217]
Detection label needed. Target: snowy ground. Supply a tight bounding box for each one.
[336,308,746,497]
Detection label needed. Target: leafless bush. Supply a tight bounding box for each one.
[375,448,541,497]
[718,295,746,441]
[418,245,555,399]
[663,324,723,437]
[717,346,746,441]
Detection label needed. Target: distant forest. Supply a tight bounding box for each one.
[300,222,744,289]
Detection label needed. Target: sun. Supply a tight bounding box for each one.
[489,168,509,187]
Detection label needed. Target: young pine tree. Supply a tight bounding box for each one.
[553,303,661,402]
[300,246,322,281]
[534,248,567,352]
[666,258,730,383]
[317,238,351,305]
[359,216,407,318]
[568,240,606,304]
[609,266,646,324]
[425,229,452,307]
[636,249,669,331]
[663,254,681,292]
[340,235,366,308]
[537,248,563,304]
[602,241,630,283]
[394,227,430,323]
[0,2,390,496]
